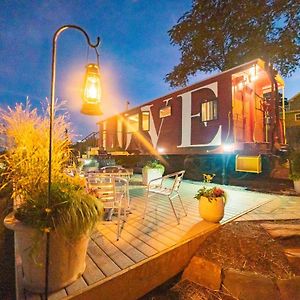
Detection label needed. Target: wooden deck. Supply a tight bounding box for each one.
[18,177,277,300]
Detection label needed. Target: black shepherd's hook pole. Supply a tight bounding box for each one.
[46,25,100,299]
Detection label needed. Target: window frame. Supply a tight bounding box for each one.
[295,113,300,121]
[126,113,139,133]
[141,111,150,131]
[159,106,172,118]
[201,99,218,122]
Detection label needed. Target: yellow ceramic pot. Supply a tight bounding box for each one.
[199,196,225,223]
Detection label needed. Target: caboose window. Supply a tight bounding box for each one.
[201,100,217,122]
[127,113,139,132]
[160,106,171,118]
[295,113,300,121]
[142,111,150,131]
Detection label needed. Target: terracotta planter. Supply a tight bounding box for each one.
[294,180,300,193]
[4,213,89,293]
[142,168,164,185]
[199,196,225,223]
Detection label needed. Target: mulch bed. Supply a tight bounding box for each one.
[196,221,295,279]
[140,221,300,299]
[170,280,237,300]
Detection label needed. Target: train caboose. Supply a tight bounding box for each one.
[97,59,286,181]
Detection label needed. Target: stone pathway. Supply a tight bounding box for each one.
[260,223,300,238]
[261,222,300,275]
[235,194,300,221]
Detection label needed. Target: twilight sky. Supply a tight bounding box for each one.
[0,0,299,139]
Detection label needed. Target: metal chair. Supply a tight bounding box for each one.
[86,174,130,240]
[143,170,187,224]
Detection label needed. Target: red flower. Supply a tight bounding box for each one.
[213,188,224,197]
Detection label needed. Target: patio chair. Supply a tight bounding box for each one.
[86,174,130,240]
[143,170,187,224]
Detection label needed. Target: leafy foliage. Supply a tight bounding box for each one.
[195,186,226,202]
[0,102,102,240]
[143,160,165,172]
[289,151,300,180]
[15,178,102,240]
[166,0,300,87]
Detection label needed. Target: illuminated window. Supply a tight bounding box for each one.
[117,118,123,148]
[201,100,218,122]
[142,112,150,131]
[159,106,171,118]
[127,113,139,132]
[296,113,300,121]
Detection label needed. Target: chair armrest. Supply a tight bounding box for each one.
[147,170,185,192]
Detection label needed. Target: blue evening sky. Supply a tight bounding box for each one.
[0,0,299,139]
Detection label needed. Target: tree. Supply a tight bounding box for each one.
[166,0,300,87]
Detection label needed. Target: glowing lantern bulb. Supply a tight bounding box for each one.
[81,63,102,116]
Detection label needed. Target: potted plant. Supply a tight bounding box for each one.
[142,160,165,185]
[194,186,226,222]
[289,151,300,193]
[0,103,102,293]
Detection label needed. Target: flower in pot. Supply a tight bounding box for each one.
[0,103,103,293]
[289,151,300,193]
[194,186,226,222]
[142,160,165,185]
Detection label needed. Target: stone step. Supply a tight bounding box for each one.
[261,223,300,239]
[284,248,300,258]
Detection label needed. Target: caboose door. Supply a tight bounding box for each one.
[232,88,253,143]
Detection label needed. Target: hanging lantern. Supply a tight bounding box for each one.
[81,63,102,115]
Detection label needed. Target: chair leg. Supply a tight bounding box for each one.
[169,196,180,225]
[178,194,187,216]
[116,199,122,241]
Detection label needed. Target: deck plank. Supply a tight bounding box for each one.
[65,277,87,295]
[48,289,68,300]
[116,222,169,252]
[87,239,121,276]
[104,224,158,257]
[92,232,140,266]
[83,255,105,285]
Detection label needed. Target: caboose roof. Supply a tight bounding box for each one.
[97,58,283,124]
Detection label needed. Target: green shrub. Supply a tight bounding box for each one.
[289,151,300,181]
[143,160,165,172]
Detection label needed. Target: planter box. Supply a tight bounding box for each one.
[142,168,164,185]
[294,180,300,193]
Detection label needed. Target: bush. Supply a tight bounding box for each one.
[0,101,102,241]
[143,160,165,172]
[289,151,300,180]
